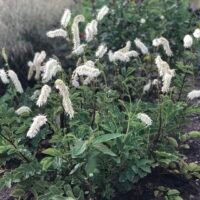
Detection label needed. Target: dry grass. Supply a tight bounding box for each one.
[0,0,77,52]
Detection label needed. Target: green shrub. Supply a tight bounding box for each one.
[0,1,200,199]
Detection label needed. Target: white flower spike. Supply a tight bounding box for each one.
[55,79,74,118]
[8,70,24,94]
[27,115,47,138]
[36,85,52,107]
[61,9,71,28]
[134,38,149,55]
[96,5,109,21]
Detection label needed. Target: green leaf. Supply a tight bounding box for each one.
[167,137,178,148]
[0,145,11,154]
[93,143,117,156]
[71,140,87,158]
[93,134,123,144]
[42,148,62,157]
[167,189,180,196]
[40,157,54,171]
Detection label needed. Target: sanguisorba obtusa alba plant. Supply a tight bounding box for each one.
[1,3,200,200]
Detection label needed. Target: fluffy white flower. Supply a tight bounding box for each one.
[46,29,68,38]
[61,9,71,28]
[137,113,152,127]
[96,5,109,21]
[108,41,138,62]
[159,37,173,56]
[42,58,62,83]
[143,80,152,93]
[33,51,47,80]
[72,61,101,87]
[29,51,47,80]
[134,38,149,55]
[55,79,74,118]
[15,106,31,115]
[118,41,131,53]
[183,34,193,48]
[27,61,35,80]
[152,37,173,56]
[72,15,85,50]
[34,51,46,65]
[155,56,173,77]
[96,44,108,58]
[0,69,9,84]
[27,115,47,138]
[8,70,23,93]
[193,28,200,39]
[155,56,175,93]
[36,85,51,107]
[140,18,146,24]
[161,73,174,93]
[187,90,200,100]
[85,20,98,42]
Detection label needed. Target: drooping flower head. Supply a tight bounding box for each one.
[109,41,138,62]
[8,70,24,93]
[71,15,85,51]
[152,37,173,57]
[36,85,52,107]
[137,113,152,127]
[42,58,62,83]
[55,79,74,119]
[27,115,47,138]
[96,5,109,21]
[72,61,101,87]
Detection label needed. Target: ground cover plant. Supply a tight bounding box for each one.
[0,0,200,199]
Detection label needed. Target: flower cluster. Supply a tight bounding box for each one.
[72,61,101,87]
[109,41,139,62]
[152,37,173,57]
[55,79,74,118]
[155,56,175,93]
[27,115,47,138]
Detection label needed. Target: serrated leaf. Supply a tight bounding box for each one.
[42,148,61,157]
[167,189,180,196]
[93,134,123,144]
[40,157,54,171]
[71,140,87,158]
[93,143,117,156]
